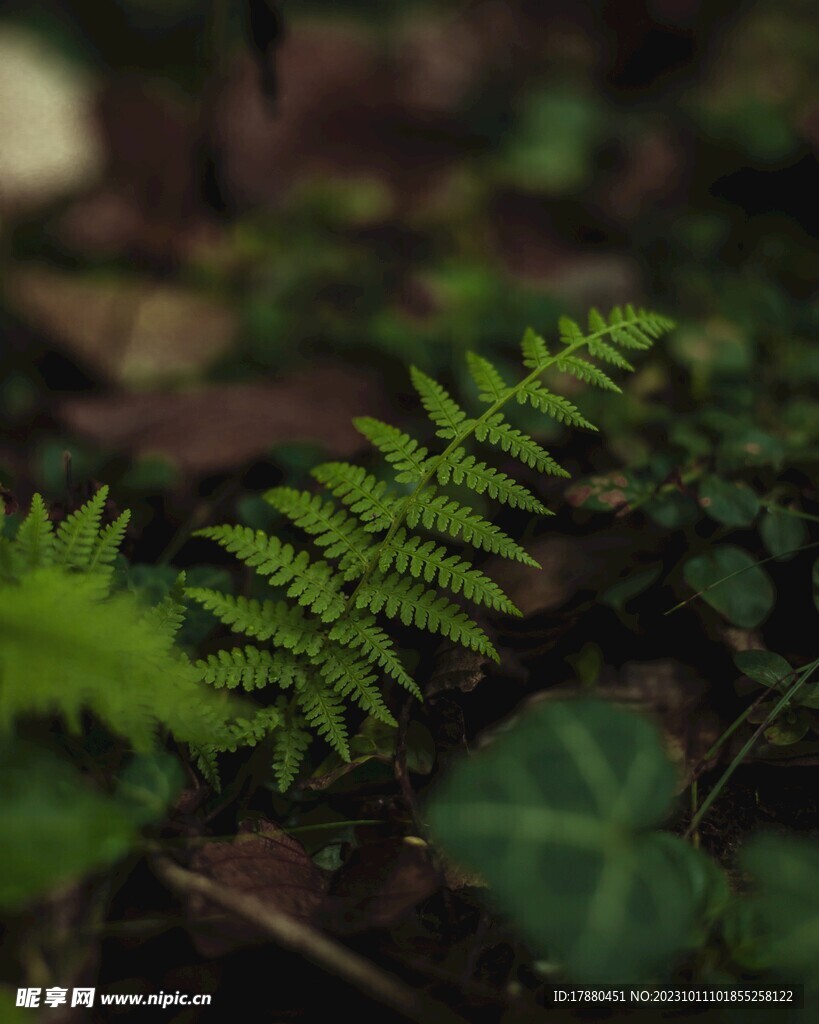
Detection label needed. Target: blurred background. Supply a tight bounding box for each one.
[0,0,817,554]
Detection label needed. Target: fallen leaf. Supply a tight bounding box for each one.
[321,838,440,935]
[187,820,329,956]
[58,364,388,473]
[7,268,236,386]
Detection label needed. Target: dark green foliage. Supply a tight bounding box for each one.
[189,307,673,788]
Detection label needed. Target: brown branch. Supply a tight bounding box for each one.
[150,854,467,1024]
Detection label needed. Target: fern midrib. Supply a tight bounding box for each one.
[342,317,640,615]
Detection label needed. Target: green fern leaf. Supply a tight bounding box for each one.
[517,382,598,430]
[354,417,430,483]
[328,614,422,700]
[436,448,548,513]
[53,486,109,569]
[0,569,238,750]
[407,489,538,566]
[272,706,311,791]
[410,367,470,438]
[380,528,520,615]
[587,338,634,372]
[14,494,55,569]
[521,327,551,369]
[314,644,397,726]
[312,463,396,531]
[356,573,498,659]
[555,354,621,393]
[296,678,350,760]
[196,525,345,622]
[475,414,569,478]
[264,488,372,577]
[198,646,305,691]
[185,589,322,655]
[87,511,131,576]
[466,352,510,403]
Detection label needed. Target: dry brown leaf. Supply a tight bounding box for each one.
[7,268,236,386]
[58,363,387,473]
[188,821,329,956]
[322,838,440,935]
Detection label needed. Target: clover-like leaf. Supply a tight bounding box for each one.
[740,834,819,987]
[427,699,712,983]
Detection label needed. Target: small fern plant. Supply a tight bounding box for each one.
[0,487,238,752]
[189,307,674,789]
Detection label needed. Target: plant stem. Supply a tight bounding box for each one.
[151,854,468,1024]
[684,658,819,837]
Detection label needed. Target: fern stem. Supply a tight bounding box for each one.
[343,318,642,616]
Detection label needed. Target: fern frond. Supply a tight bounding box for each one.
[354,417,431,483]
[195,525,345,622]
[87,511,131,577]
[516,382,598,431]
[520,327,550,369]
[198,646,305,691]
[410,367,470,438]
[0,569,240,751]
[466,352,510,403]
[14,494,55,569]
[380,528,520,615]
[193,304,674,787]
[475,413,569,478]
[328,614,422,700]
[264,488,372,578]
[312,463,396,531]
[555,353,621,393]
[222,706,282,752]
[272,704,311,790]
[185,589,322,655]
[53,486,109,570]
[356,573,497,659]
[296,678,350,760]
[314,644,397,726]
[436,448,548,513]
[407,489,538,566]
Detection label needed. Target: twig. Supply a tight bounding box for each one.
[150,854,467,1024]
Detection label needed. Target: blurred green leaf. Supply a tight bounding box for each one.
[683,546,774,628]
[428,699,712,983]
[759,509,809,560]
[699,477,760,527]
[734,650,792,690]
[740,834,819,985]
[0,745,139,909]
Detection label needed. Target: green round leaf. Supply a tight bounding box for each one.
[741,834,819,985]
[683,546,775,628]
[734,650,793,690]
[699,477,760,527]
[759,509,808,561]
[428,700,703,983]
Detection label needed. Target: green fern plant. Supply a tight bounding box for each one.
[0,487,238,752]
[189,307,674,789]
